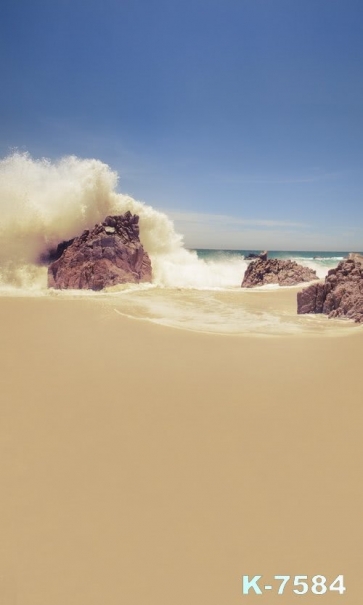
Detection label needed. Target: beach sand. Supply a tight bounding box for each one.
[0,292,362,604]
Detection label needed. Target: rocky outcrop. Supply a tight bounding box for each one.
[48,212,152,290]
[297,253,363,323]
[242,256,318,288]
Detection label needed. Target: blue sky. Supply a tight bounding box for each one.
[1,0,363,249]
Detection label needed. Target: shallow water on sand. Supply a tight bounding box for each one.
[1,279,360,337]
[89,285,360,337]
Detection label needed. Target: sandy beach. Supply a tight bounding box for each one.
[0,291,362,604]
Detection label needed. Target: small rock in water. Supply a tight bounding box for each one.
[245,250,268,261]
[242,256,318,288]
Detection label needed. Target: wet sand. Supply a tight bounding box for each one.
[0,293,362,604]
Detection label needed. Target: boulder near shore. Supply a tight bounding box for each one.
[48,212,152,290]
[242,254,318,288]
[297,253,363,323]
[245,250,268,261]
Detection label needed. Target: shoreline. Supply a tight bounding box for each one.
[1,284,362,338]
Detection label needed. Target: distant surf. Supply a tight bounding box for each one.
[194,249,346,285]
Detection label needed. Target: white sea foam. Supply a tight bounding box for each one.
[293,259,330,279]
[109,288,357,336]
[152,250,248,289]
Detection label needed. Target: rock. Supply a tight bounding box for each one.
[297,254,363,323]
[39,238,75,264]
[48,211,152,290]
[297,282,325,314]
[245,250,268,261]
[242,258,318,288]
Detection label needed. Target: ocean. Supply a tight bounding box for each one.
[0,152,360,336]
[196,248,347,274]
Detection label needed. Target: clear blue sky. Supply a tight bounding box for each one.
[1,0,362,249]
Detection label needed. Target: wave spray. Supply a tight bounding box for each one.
[0,152,247,290]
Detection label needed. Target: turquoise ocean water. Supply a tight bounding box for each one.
[195,249,353,272]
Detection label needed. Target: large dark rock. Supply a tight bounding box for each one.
[48,211,152,290]
[297,253,363,323]
[242,256,318,288]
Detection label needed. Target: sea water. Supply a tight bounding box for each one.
[0,152,360,336]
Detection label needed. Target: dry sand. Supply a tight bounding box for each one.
[0,293,362,604]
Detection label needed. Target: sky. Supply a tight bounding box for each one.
[1,0,363,250]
